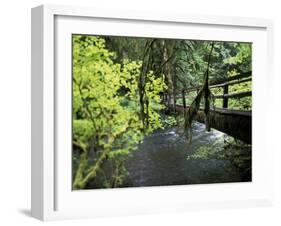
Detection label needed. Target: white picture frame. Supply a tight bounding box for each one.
[31,4,274,221]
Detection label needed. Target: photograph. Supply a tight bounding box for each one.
[72,34,252,190]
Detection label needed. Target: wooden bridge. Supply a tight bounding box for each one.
[164,71,252,144]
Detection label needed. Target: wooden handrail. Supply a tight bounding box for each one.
[166,71,252,110]
[210,77,252,89]
[179,71,252,93]
[214,91,252,99]
[210,71,251,86]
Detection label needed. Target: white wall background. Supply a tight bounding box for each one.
[0,0,280,225]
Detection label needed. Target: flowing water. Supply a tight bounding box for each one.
[124,122,247,187]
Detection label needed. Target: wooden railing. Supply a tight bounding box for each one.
[180,71,252,109]
[161,71,253,143]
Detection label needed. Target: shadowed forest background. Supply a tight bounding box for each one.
[72,35,252,190]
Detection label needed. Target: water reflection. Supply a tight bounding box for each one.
[124,122,247,187]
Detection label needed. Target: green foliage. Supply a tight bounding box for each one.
[72,35,166,189]
[186,138,224,160]
[212,80,252,110]
[187,136,252,174]
[72,34,252,189]
[105,37,252,112]
[223,43,252,72]
[214,42,252,110]
[72,120,94,150]
[175,41,252,111]
[161,115,178,128]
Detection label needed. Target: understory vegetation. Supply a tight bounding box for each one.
[186,136,252,180]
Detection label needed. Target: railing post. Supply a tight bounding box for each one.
[223,84,228,108]
[168,93,171,110]
[182,90,186,109]
[163,93,166,102]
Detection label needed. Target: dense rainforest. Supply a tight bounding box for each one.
[72,35,252,189]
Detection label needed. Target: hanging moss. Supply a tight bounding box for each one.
[184,42,214,143]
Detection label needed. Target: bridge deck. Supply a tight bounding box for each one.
[174,104,252,144]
